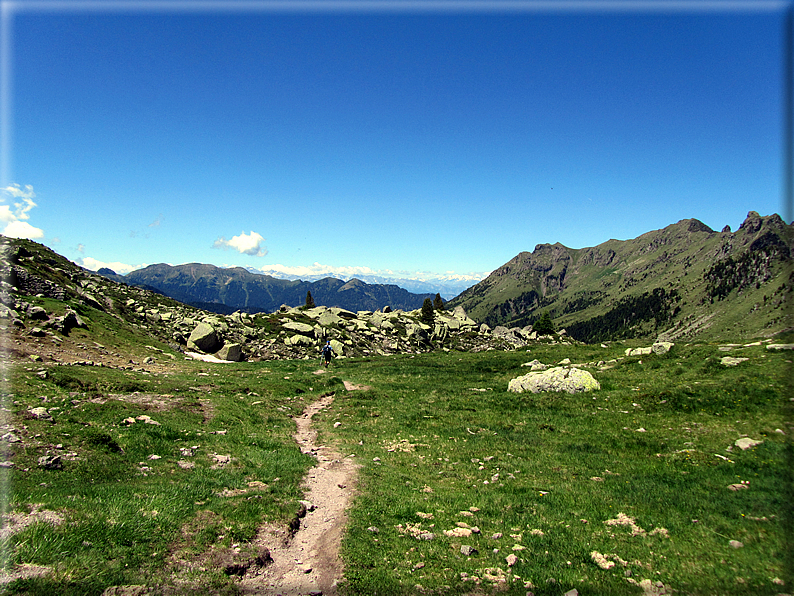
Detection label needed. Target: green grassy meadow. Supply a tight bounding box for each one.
[2,340,791,595]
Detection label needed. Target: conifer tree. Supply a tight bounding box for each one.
[305,290,315,309]
[420,298,435,325]
[533,311,555,335]
[433,293,445,311]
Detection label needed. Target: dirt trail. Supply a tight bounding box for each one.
[240,389,361,596]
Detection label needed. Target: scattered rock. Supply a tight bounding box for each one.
[721,356,749,366]
[591,551,614,569]
[734,437,763,450]
[28,407,52,422]
[187,322,222,353]
[101,586,154,596]
[38,455,62,470]
[215,343,243,362]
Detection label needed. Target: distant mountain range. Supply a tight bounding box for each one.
[92,210,792,341]
[117,263,436,314]
[448,211,792,342]
[247,268,479,301]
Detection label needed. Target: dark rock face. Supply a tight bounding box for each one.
[7,267,66,300]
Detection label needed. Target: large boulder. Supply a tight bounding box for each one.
[187,322,222,353]
[329,339,345,356]
[215,343,243,362]
[652,342,674,355]
[318,310,343,326]
[44,308,87,334]
[285,334,314,347]
[508,367,600,394]
[282,321,314,334]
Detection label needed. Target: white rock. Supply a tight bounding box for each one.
[508,367,600,394]
[734,437,762,450]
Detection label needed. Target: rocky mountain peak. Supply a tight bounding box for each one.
[738,211,763,233]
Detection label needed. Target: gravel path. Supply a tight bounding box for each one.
[240,390,361,596]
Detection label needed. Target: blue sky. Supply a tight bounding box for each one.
[1,0,789,297]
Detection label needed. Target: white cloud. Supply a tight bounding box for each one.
[3,220,44,239]
[260,262,378,278]
[78,257,143,275]
[213,231,267,257]
[257,262,487,283]
[1,183,34,200]
[0,183,44,239]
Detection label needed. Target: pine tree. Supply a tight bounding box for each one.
[533,311,555,335]
[305,290,315,309]
[420,298,435,325]
[433,293,445,311]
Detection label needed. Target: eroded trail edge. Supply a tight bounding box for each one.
[241,390,361,595]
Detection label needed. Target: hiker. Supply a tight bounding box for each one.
[321,340,334,367]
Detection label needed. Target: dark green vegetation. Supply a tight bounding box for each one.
[449,212,792,342]
[3,338,790,595]
[421,298,436,325]
[532,311,556,336]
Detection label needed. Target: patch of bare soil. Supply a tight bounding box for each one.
[239,391,361,596]
[0,504,64,585]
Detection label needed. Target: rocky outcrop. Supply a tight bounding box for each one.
[1,234,567,362]
[625,342,674,357]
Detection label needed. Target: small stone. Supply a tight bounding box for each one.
[461,545,478,556]
[729,540,744,549]
[734,437,762,450]
[29,407,52,421]
[38,454,62,469]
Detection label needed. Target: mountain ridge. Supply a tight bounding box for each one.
[123,262,436,313]
[448,211,792,342]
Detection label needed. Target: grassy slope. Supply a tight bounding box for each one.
[3,337,791,595]
[451,219,791,341]
[322,344,791,595]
